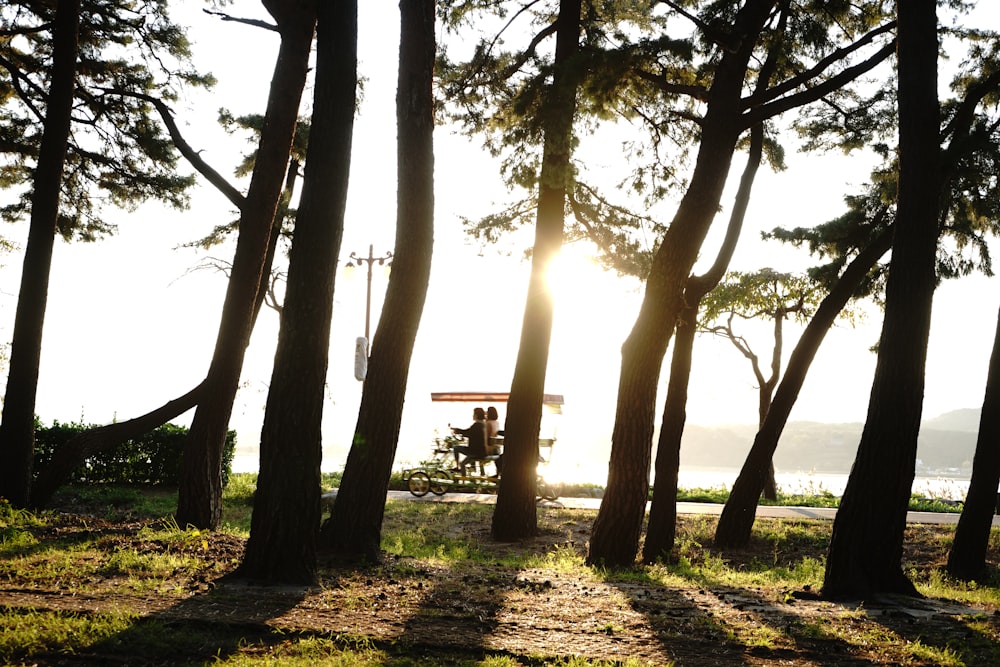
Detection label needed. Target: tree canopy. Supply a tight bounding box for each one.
[0,0,213,239]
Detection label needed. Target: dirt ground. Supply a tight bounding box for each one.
[3,500,999,666]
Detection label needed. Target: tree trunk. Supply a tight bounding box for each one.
[29,383,205,507]
[641,305,694,562]
[759,316,780,501]
[714,226,892,549]
[0,0,81,508]
[822,0,940,600]
[175,2,317,530]
[642,123,764,563]
[492,0,581,542]
[237,0,356,583]
[947,305,1000,580]
[318,0,435,562]
[588,1,776,568]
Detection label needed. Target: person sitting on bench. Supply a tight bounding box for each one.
[451,407,488,474]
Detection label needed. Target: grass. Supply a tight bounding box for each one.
[3,481,1000,666]
[674,484,964,513]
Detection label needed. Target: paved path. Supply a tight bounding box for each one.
[386,490,1000,526]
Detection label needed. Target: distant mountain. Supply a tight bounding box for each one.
[922,408,981,432]
[677,409,980,477]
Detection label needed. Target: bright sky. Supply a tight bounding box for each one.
[1,3,997,485]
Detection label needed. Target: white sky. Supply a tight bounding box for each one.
[1,3,997,485]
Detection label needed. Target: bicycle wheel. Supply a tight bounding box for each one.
[408,470,431,497]
[429,468,454,495]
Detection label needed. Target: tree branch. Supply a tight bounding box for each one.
[98,88,246,210]
[202,8,278,33]
[743,39,896,127]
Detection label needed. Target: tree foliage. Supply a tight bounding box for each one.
[0,0,213,240]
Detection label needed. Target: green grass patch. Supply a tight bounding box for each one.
[0,607,138,663]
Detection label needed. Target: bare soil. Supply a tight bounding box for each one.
[3,499,999,666]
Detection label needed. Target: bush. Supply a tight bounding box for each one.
[33,420,236,486]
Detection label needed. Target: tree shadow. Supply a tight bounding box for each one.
[862,594,1000,666]
[610,574,877,666]
[396,557,505,656]
[604,576,754,665]
[76,577,310,664]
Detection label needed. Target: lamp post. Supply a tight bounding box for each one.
[347,244,392,342]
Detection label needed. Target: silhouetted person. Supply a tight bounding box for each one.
[452,407,487,474]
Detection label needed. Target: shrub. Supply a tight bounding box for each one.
[32,420,236,486]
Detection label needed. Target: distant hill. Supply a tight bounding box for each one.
[677,409,981,478]
[922,408,981,432]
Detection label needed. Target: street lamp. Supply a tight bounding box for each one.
[346,244,392,343]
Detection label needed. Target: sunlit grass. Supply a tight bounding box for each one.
[915,568,1000,608]
[381,501,491,563]
[0,607,138,663]
[905,639,965,666]
[0,542,103,589]
[522,543,586,571]
[102,548,200,578]
[214,634,670,666]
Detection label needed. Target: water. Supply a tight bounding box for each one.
[678,468,970,501]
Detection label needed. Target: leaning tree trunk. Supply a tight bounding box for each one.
[642,123,764,563]
[714,225,892,548]
[0,0,81,508]
[318,0,435,563]
[30,383,205,506]
[492,0,582,542]
[238,0,355,583]
[587,2,777,568]
[587,127,742,566]
[822,0,940,600]
[947,305,1000,580]
[175,2,317,530]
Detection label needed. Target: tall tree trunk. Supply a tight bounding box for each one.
[642,123,764,563]
[492,0,581,542]
[588,0,776,568]
[947,305,1000,580]
[319,0,436,562]
[642,304,695,562]
[175,2,317,530]
[714,225,892,548]
[0,0,81,508]
[822,0,940,600]
[237,0,356,583]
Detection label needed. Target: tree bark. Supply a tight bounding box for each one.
[588,0,776,567]
[822,0,940,600]
[642,304,694,562]
[642,122,764,563]
[947,305,1000,580]
[175,1,317,530]
[318,0,435,562]
[0,0,81,508]
[492,0,581,542]
[237,0,355,583]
